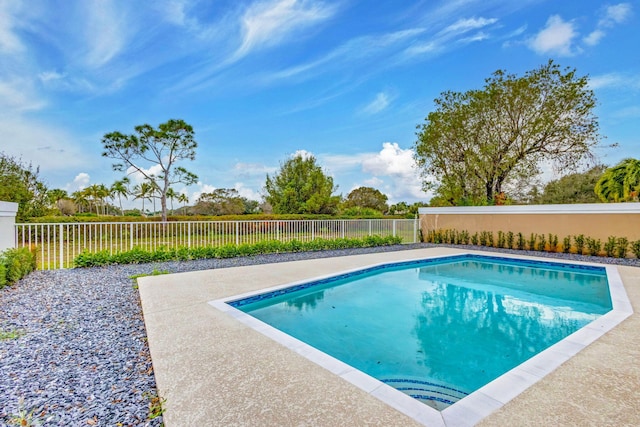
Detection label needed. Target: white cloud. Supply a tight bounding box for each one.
[190,181,217,202]
[234,182,262,201]
[0,1,23,54]
[0,77,46,112]
[82,0,133,68]
[589,73,640,90]
[529,15,577,56]
[67,173,91,192]
[232,0,337,62]
[441,17,497,35]
[583,29,605,46]
[361,142,430,201]
[584,3,632,46]
[291,149,315,160]
[600,3,632,27]
[361,92,391,115]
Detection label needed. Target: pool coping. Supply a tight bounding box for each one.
[138,247,639,426]
[209,252,633,427]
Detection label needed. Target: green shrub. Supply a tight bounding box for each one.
[615,237,629,258]
[585,238,602,256]
[72,235,402,267]
[516,233,525,250]
[574,234,585,255]
[631,240,640,258]
[528,233,537,251]
[562,236,571,253]
[0,263,6,287]
[471,233,479,246]
[537,234,546,252]
[506,232,514,249]
[604,236,617,257]
[548,234,558,252]
[497,231,505,249]
[0,247,36,286]
[479,231,488,246]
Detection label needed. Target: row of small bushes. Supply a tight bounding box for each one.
[73,235,403,267]
[425,229,640,259]
[0,247,37,288]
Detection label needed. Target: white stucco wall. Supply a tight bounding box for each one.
[0,201,18,252]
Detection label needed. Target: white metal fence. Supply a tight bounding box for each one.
[15,219,419,270]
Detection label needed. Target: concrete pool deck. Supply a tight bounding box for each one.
[138,248,640,426]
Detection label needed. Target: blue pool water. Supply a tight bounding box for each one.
[229,255,612,410]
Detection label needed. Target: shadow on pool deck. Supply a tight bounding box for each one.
[138,248,640,426]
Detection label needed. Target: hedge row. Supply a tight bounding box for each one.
[425,229,640,259]
[73,235,403,268]
[0,247,37,288]
[25,213,408,224]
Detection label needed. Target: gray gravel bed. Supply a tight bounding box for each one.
[0,244,638,426]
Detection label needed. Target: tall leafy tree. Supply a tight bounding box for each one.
[101,119,198,221]
[594,158,640,202]
[264,154,340,214]
[414,61,601,205]
[342,186,389,213]
[0,152,49,220]
[529,165,606,204]
[193,188,247,216]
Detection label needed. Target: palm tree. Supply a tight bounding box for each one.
[111,178,130,215]
[72,190,89,213]
[595,158,640,202]
[133,182,154,215]
[166,188,177,215]
[47,188,68,205]
[178,193,189,215]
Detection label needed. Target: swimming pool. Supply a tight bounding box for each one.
[212,253,632,426]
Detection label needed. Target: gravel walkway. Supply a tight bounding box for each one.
[1,244,638,426]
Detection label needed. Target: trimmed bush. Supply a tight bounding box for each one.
[574,234,585,255]
[0,247,36,286]
[72,235,403,267]
[562,236,571,253]
[631,240,640,259]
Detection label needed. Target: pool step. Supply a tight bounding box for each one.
[380,378,469,410]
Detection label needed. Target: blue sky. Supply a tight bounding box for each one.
[1,0,638,208]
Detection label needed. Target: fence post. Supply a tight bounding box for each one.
[413,216,418,243]
[0,201,18,252]
[130,223,134,250]
[187,222,192,248]
[235,221,239,246]
[59,223,64,269]
[393,220,397,238]
[311,221,315,240]
[341,220,345,239]
[368,219,372,236]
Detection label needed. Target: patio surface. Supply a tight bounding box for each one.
[138,248,640,426]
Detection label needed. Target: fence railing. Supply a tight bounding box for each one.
[15,219,418,270]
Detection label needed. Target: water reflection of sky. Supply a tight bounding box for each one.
[241,257,611,397]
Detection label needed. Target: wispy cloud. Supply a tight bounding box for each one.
[261,28,425,84]
[230,0,337,63]
[589,72,640,90]
[0,77,46,112]
[584,2,632,46]
[81,1,134,68]
[360,92,391,116]
[0,1,23,54]
[403,16,497,59]
[528,15,577,56]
